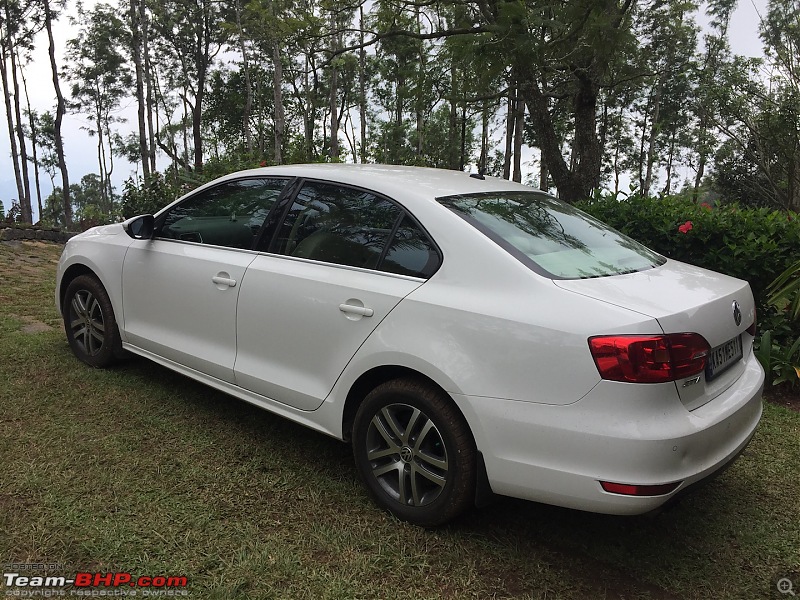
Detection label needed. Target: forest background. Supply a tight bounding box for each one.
[0,0,796,227]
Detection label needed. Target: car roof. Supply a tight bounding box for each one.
[216,163,537,207]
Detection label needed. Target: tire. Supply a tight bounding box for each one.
[63,274,122,368]
[352,378,476,527]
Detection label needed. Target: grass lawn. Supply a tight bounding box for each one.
[1,240,798,599]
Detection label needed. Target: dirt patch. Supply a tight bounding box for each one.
[765,385,800,412]
[8,313,55,334]
[21,320,54,334]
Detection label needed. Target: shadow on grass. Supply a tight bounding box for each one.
[97,349,790,600]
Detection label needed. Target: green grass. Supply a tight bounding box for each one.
[1,240,798,599]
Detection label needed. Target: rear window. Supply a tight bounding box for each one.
[438,191,665,279]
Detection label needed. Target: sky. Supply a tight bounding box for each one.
[0,0,772,222]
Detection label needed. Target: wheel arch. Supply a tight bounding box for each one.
[58,263,100,314]
[341,365,458,443]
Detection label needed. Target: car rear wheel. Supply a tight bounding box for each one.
[63,275,122,368]
[352,378,476,526]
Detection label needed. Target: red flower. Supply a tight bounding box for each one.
[259,160,268,167]
[678,221,693,234]
[700,202,712,211]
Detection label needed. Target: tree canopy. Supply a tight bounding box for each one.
[1,0,799,226]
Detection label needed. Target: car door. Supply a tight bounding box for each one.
[121,177,288,382]
[234,180,441,411]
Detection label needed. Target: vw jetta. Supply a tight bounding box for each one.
[56,164,764,526]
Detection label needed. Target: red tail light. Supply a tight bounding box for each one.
[600,481,681,496]
[588,333,710,383]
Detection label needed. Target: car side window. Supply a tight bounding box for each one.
[275,182,401,270]
[380,216,440,278]
[157,178,286,249]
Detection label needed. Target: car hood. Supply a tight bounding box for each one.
[72,222,127,240]
[552,259,754,347]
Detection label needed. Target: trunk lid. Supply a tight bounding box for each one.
[554,259,756,410]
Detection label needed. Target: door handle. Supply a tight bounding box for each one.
[212,275,237,287]
[339,303,374,317]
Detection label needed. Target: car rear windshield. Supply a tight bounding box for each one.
[438,191,665,279]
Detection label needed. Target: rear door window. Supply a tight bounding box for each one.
[273,182,401,270]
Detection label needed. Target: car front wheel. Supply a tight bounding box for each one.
[63,274,122,368]
[352,378,476,527]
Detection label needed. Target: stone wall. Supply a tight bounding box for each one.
[0,225,76,243]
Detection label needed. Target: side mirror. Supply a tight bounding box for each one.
[123,214,155,240]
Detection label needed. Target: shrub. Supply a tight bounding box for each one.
[577,194,800,353]
[120,173,185,219]
[578,194,800,303]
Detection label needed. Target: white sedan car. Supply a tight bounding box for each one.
[56,164,764,526]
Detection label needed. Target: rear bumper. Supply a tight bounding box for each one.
[453,353,764,515]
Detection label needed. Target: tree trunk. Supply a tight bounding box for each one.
[144,5,156,176]
[479,101,488,175]
[693,120,707,201]
[512,92,524,183]
[131,0,150,179]
[415,6,424,158]
[95,102,108,212]
[459,101,467,172]
[234,0,253,154]
[105,111,115,215]
[503,85,513,180]
[20,67,43,220]
[272,42,285,164]
[8,41,31,222]
[539,153,549,191]
[303,55,314,160]
[642,86,662,198]
[328,11,339,161]
[44,0,71,226]
[520,75,585,203]
[0,43,25,222]
[448,63,458,170]
[193,82,204,172]
[662,132,676,196]
[358,6,367,163]
[192,2,213,173]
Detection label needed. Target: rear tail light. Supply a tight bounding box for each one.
[600,481,681,496]
[588,333,710,383]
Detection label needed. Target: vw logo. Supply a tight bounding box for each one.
[400,446,414,463]
[732,300,742,326]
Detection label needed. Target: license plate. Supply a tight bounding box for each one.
[706,335,743,380]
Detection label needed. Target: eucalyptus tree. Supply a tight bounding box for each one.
[633,0,698,197]
[149,0,229,172]
[204,64,277,157]
[126,0,155,178]
[757,0,800,210]
[235,0,292,163]
[66,2,132,217]
[690,0,736,200]
[0,0,44,222]
[42,0,71,226]
[331,0,643,202]
[369,1,426,164]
